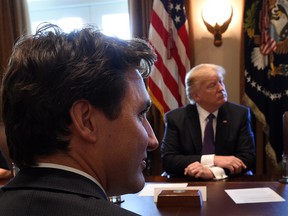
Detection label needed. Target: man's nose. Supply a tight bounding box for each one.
[218,82,225,91]
[146,122,159,151]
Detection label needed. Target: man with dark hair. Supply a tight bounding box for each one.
[0,23,158,215]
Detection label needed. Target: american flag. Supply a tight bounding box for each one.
[260,0,276,55]
[148,0,190,117]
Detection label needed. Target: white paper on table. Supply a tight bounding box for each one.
[138,183,188,196]
[225,187,286,204]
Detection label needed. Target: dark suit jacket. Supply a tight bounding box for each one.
[161,102,256,177]
[0,168,139,216]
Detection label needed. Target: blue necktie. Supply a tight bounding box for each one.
[202,113,215,154]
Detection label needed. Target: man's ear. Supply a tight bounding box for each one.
[191,92,200,103]
[69,100,97,143]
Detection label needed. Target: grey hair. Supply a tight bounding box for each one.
[185,64,226,104]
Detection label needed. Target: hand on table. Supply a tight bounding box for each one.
[214,156,246,174]
[184,162,214,179]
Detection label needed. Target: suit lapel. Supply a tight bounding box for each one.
[3,167,107,200]
[215,104,229,151]
[186,105,202,153]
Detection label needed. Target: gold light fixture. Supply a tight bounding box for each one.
[202,0,233,47]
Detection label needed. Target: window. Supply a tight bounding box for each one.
[27,0,130,39]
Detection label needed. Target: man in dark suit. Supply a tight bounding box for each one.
[161,64,255,180]
[0,23,158,215]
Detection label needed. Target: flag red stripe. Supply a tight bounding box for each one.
[148,78,170,114]
[148,0,190,116]
[151,11,189,87]
[170,37,188,86]
[154,49,183,106]
[150,10,169,50]
[177,24,190,60]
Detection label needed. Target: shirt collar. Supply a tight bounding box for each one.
[36,163,107,197]
[196,104,218,122]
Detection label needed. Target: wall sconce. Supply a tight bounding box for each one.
[201,0,233,47]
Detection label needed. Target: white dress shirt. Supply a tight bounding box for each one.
[197,105,228,180]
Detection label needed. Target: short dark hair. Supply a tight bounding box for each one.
[2,23,156,168]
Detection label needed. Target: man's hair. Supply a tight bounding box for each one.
[185,63,225,104]
[1,23,157,168]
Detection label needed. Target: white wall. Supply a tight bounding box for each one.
[27,0,130,38]
[190,0,244,103]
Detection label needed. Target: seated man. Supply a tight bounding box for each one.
[161,64,255,180]
[0,23,159,215]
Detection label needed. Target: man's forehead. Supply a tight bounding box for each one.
[201,75,221,82]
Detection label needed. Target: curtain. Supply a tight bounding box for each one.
[128,0,164,175]
[128,0,153,39]
[0,0,30,122]
[0,0,29,169]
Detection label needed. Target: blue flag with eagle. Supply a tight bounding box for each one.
[244,0,288,165]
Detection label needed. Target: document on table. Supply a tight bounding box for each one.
[225,187,285,204]
[138,183,188,196]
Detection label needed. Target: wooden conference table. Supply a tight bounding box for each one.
[1,175,287,215]
[120,175,288,216]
